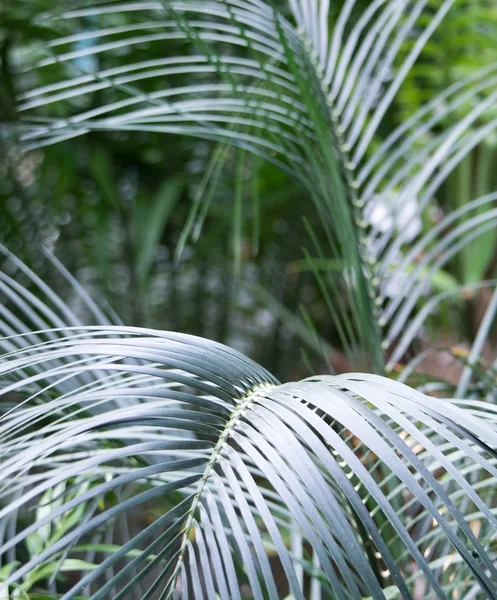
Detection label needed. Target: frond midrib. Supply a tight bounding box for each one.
[288,24,385,371]
[165,381,277,596]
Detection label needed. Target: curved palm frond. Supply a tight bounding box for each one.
[1,323,497,598]
[11,0,497,373]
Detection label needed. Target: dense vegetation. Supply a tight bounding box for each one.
[1,1,497,598]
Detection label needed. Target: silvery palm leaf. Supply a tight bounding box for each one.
[0,251,497,598]
[11,0,497,378]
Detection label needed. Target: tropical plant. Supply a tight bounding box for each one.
[2,0,497,597]
[2,248,497,599]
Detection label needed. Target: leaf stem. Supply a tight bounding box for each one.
[165,383,275,596]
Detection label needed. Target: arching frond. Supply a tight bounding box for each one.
[11,0,497,371]
[1,325,497,598]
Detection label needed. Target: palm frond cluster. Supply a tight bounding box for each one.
[2,0,497,597]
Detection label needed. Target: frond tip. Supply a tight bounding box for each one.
[1,328,497,598]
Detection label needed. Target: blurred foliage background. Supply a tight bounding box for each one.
[1,0,497,384]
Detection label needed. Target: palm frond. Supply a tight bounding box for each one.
[11,0,497,372]
[1,324,497,597]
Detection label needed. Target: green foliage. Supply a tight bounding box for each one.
[1,0,497,597]
[2,314,497,597]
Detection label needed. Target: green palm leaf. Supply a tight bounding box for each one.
[1,323,497,598]
[12,0,497,373]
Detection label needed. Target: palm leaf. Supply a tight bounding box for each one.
[11,0,497,373]
[1,322,497,597]
[0,252,496,597]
